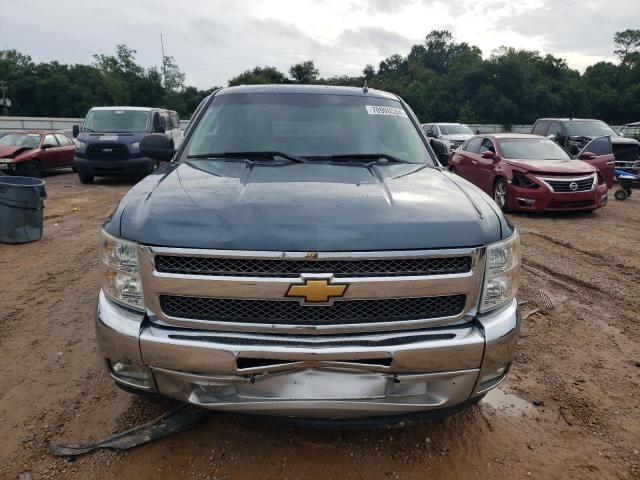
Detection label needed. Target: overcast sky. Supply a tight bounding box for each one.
[1,0,637,89]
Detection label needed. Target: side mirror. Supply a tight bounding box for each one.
[140,134,175,162]
[481,150,495,160]
[426,131,434,138]
[72,125,79,138]
[578,151,596,161]
[547,134,556,141]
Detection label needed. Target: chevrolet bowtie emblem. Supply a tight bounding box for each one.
[286,278,348,304]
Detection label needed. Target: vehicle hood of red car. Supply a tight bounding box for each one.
[0,146,35,159]
[503,158,596,174]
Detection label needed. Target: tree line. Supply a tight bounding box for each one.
[1,29,639,126]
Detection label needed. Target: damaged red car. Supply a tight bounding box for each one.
[448,134,614,212]
[0,131,75,177]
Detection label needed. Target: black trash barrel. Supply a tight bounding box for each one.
[0,176,47,244]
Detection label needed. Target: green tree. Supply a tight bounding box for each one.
[457,101,478,124]
[289,61,319,84]
[614,29,640,63]
[162,56,185,92]
[228,66,287,86]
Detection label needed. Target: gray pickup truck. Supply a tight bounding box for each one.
[96,85,521,424]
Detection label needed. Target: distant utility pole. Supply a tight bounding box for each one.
[160,34,167,88]
[0,81,11,116]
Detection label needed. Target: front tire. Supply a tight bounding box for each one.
[78,173,94,184]
[16,160,42,178]
[614,189,628,201]
[493,178,509,211]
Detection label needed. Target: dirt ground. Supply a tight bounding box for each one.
[1,171,639,480]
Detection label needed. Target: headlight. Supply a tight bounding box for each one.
[131,142,140,153]
[100,230,144,311]
[480,231,521,313]
[74,139,86,150]
[511,171,539,189]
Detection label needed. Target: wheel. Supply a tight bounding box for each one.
[614,189,628,201]
[16,160,41,178]
[78,173,94,184]
[493,178,509,211]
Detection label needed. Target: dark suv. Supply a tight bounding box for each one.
[531,118,640,164]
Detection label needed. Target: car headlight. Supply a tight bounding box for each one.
[100,230,144,311]
[511,171,539,189]
[480,231,521,313]
[131,142,140,153]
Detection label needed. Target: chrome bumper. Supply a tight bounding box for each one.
[96,291,519,418]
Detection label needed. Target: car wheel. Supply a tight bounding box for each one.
[493,178,509,211]
[614,189,628,201]
[16,160,42,178]
[78,173,94,184]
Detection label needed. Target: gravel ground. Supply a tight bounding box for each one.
[1,170,639,480]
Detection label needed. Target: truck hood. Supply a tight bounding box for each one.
[77,131,148,145]
[111,161,506,251]
[504,158,596,175]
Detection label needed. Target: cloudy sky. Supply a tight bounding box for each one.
[0,0,636,89]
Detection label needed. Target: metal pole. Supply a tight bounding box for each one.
[160,34,167,89]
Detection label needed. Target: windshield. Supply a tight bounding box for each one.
[565,121,617,138]
[185,93,432,164]
[0,133,41,148]
[498,138,571,160]
[83,110,149,133]
[439,124,473,135]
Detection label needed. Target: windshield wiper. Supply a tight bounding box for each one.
[187,151,306,163]
[308,153,412,164]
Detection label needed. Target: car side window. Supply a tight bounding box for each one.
[465,137,483,154]
[54,134,71,146]
[532,121,550,135]
[43,134,58,147]
[170,113,180,130]
[547,122,563,138]
[479,138,495,154]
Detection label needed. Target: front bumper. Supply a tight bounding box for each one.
[96,292,519,419]
[507,183,608,211]
[74,156,154,177]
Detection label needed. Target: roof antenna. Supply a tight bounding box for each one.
[362,80,368,94]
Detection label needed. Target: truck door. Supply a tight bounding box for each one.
[578,136,615,188]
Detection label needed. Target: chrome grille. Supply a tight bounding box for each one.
[160,294,466,325]
[542,175,594,192]
[140,246,485,335]
[155,255,472,278]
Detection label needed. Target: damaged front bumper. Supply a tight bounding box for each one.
[96,291,519,419]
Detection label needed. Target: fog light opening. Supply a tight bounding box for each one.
[477,365,509,393]
[516,197,535,206]
[109,360,152,388]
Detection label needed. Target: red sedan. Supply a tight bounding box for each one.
[0,130,76,177]
[448,134,614,212]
